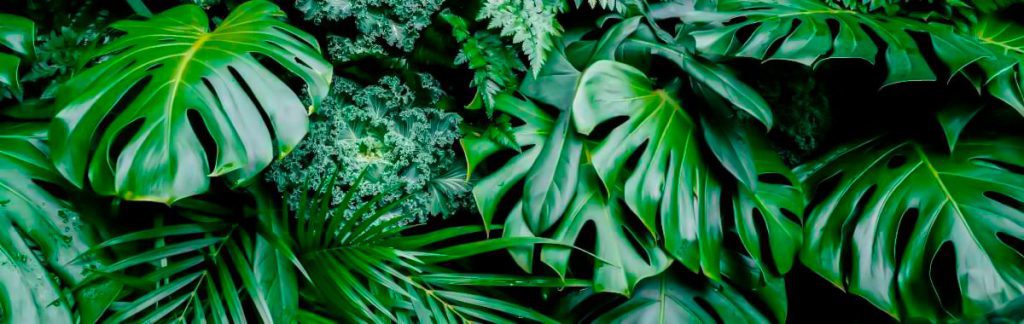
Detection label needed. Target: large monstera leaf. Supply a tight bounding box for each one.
[50,1,332,203]
[0,123,120,323]
[559,268,786,323]
[798,136,1024,320]
[572,60,801,279]
[0,14,33,99]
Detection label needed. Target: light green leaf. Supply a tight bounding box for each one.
[50,1,332,203]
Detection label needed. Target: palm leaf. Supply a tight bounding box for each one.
[286,169,562,323]
[557,266,786,323]
[84,188,297,323]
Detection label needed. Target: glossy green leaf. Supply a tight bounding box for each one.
[88,186,294,322]
[933,18,1024,117]
[287,167,560,323]
[0,123,121,324]
[687,0,937,86]
[936,101,983,153]
[505,167,672,295]
[0,14,34,99]
[632,40,774,129]
[50,1,332,203]
[798,135,1024,320]
[573,60,731,278]
[464,93,583,234]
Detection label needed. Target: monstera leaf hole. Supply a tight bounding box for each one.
[930,243,962,317]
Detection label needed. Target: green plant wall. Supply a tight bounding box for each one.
[0,0,1023,322]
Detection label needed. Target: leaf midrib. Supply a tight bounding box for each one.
[164,33,211,154]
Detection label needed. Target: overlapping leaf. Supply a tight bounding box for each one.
[286,170,562,323]
[50,1,332,203]
[504,167,671,295]
[573,60,804,279]
[686,0,938,86]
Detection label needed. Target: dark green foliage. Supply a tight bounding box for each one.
[22,23,108,99]
[266,75,469,222]
[746,66,833,165]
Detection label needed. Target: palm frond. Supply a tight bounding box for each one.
[82,191,297,323]
[286,169,563,323]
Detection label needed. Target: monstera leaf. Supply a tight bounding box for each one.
[683,1,1024,117]
[504,167,671,295]
[572,60,802,279]
[0,14,34,99]
[686,0,940,86]
[559,268,786,323]
[464,93,583,235]
[699,90,806,277]
[50,1,332,203]
[798,135,1024,320]
[932,18,1024,116]
[0,123,120,323]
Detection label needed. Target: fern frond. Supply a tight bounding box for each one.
[478,0,562,75]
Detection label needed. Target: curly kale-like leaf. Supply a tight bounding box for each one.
[50,1,332,203]
[267,75,468,223]
[296,0,443,62]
